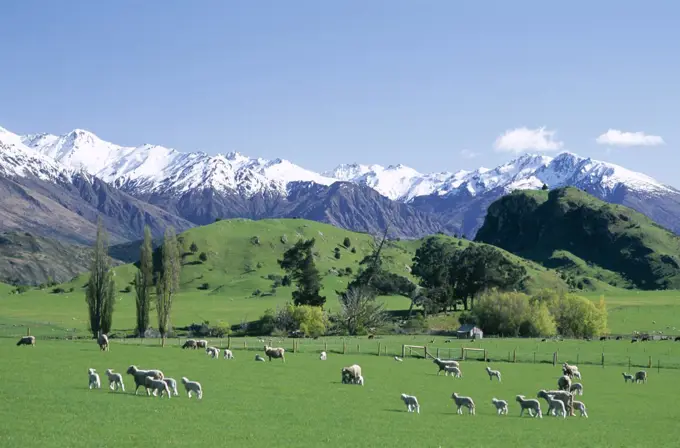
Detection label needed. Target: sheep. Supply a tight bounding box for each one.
[545,394,567,418]
[319,351,327,361]
[400,394,420,413]
[182,339,197,349]
[223,349,234,360]
[357,375,364,386]
[206,347,220,359]
[196,339,208,349]
[538,389,574,417]
[144,376,171,398]
[573,400,588,418]
[394,356,403,362]
[264,345,285,362]
[557,375,572,391]
[572,370,582,380]
[98,333,109,351]
[622,372,634,383]
[181,377,202,399]
[16,335,35,346]
[562,362,579,378]
[635,370,648,384]
[443,365,462,378]
[105,369,125,392]
[88,368,101,390]
[570,382,583,396]
[491,398,509,415]
[516,395,542,418]
[433,358,459,375]
[485,366,502,382]
[126,365,164,395]
[451,393,475,415]
[162,377,179,396]
[255,354,266,362]
[341,365,362,384]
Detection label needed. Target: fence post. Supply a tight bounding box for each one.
[657,359,660,373]
[552,352,557,367]
[436,348,440,358]
[648,356,652,368]
[461,346,464,360]
[227,335,231,350]
[513,349,516,363]
[576,353,579,365]
[601,352,605,368]
[27,327,31,336]
[357,343,360,353]
[324,340,328,352]
[244,340,247,350]
[401,345,406,358]
[343,341,347,355]
[533,352,536,364]
[484,349,488,362]
[378,342,381,356]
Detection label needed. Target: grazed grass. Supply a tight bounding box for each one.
[1,339,679,448]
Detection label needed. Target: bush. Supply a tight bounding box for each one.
[199,252,208,262]
[350,247,357,254]
[345,267,353,275]
[334,251,341,259]
[122,286,132,293]
[211,322,230,337]
[13,285,30,294]
[256,261,264,269]
[281,275,292,287]
[280,234,288,244]
[252,289,262,296]
[250,236,260,245]
[190,242,198,253]
[67,287,74,293]
[343,237,351,248]
[472,290,556,337]
[198,283,210,290]
[52,287,66,294]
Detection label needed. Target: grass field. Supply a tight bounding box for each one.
[2,339,680,448]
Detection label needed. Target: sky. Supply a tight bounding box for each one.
[1,1,678,184]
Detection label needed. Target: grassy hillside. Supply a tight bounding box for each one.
[476,187,680,290]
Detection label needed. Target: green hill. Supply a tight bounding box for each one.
[475,187,680,290]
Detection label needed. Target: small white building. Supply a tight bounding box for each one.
[456,324,484,339]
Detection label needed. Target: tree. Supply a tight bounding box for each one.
[335,286,387,335]
[156,227,181,346]
[134,226,153,338]
[541,183,549,191]
[334,247,341,259]
[85,219,116,338]
[199,252,208,262]
[278,239,326,307]
[343,237,351,248]
[472,290,556,337]
[411,237,457,312]
[189,242,198,253]
[532,290,607,337]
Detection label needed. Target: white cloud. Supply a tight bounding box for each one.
[595,129,664,147]
[494,127,564,153]
[459,149,478,159]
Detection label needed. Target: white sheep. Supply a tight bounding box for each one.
[357,375,364,386]
[181,377,202,399]
[562,362,580,378]
[443,365,462,378]
[163,377,179,396]
[394,356,403,362]
[573,400,588,418]
[126,365,164,395]
[341,365,362,384]
[557,375,572,391]
[16,335,36,346]
[451,393,475,415]
[545,394,567,418]
[635,370,648,384]
[105,369,125,392]
[264,345,286,362]
[572,370,582,380]
[622,372,634,383]
[255,354,266,362]
[570,382,583,396]
[491,398,509,415]
[98,333,109,351]
[88,368,101,390]
[206,346,220,359]
[538,389,574,417]
[433,358,459,375]
[485,366,501,382]
[319,351,327,361]
[222,349,234,360]
[144,376,171,398]
[196,339,208,349]
[182,339,197,349]
[400,394,420,413]
[516,395,542,418]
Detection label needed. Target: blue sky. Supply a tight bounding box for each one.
[1,1,677,183]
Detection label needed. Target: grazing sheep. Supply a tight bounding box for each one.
[88,368,101,390]
[622,372,634,383]
[570,383,583,396]
[433,358,459,375]
[98,333,109,351]
[264,345,286,362]
[394,356,403,362]
[341,365,362,384]
[16,335,35,346]
[573,400,589,418]
[557,375,572,391]
[126,365,164,395]
[144,376,171,398]
[538,389,574,417]
[443,365,462,378]
[319,351,327,361]
[357,375,364,386]
[105,369,125,392]
[196,339,208,349]
[182,339,197,349]
[162,377,179,396]
[516,395,542,418]
[181,377,202,399]
[485,366,501,382]
[491,398,509,415]
[223,349,234,360]
[451,393,475,415]
[400,394,420,413]
[545,394,567,418]
[206,346,220,359]
[635,370,648,384]
[255,354,266,362]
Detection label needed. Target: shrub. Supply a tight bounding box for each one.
[252,289,262,296]
[215,217,222,222]
[211,322,230,337]
[67,287,74,293]
[52,287,66,294]
[343,237,351,248]
[334,251,341,259]
[256,261,264,269]
[280,234,288,244]
[281,275,292,287]
[198,283,210,290]
[13,285,30,294]
[190,242,198,253]
[122,286,132,293]
[257,308,277,335]
[345,267,353,275]
[199,252,208,262]
[350,247,357,254]
[250,236,260,245]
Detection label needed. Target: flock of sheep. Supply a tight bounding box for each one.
[86,365,203,399]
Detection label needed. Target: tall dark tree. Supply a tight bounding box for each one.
[411,237,458,312]
[156,227,181,346]
[134,226,153,338]
[278,239,326,307]
[85,218,116,338]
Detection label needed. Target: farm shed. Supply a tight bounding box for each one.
[456,324,484,339]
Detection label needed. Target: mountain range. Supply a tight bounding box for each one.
[2,125,680,243]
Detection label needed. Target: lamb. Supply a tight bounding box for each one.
[562,362,579,377]
[443,365,462,378]
[572,370,582,380]
[485,366,502,382]
[319,351,327,361]
[223,349,234,360]
[635,370,648,384]
[181,377,203,399]
[400,394,420,413]
[206,347,220,359]
[196,339,208,349]
[538,389,574,417]
[570,382,583,396]
[98,333,109,351]
[182,339,197,349]
[126,365,164,395]
[341,364,362,384]
[433,358,459,375]
[573,400,588,418]
[264,345,285,362]
[491,398,509,415]
[622,372,634,383]
[105,369,125,392]
[557,375,572,391]
[162,377,179,396]
[144,376,171,398]
[16,335,36,346]
[545,394,567,418]
[255,354,266,362]
[451,393,475,415]
[88,368,101,390]
[356,375,365,386]
[516,395,542,418]
[394,356,403,362]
